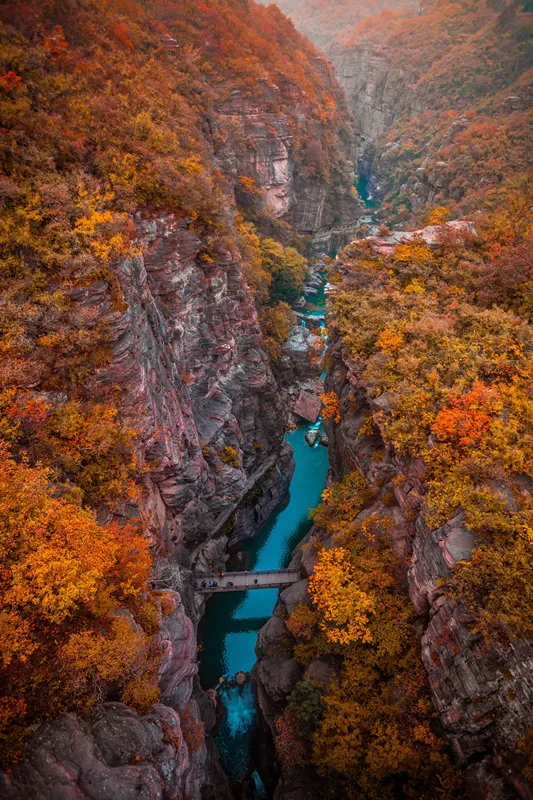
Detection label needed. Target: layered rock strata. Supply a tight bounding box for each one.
[0,14,361,790]
[325,10,533,213]
[108,214,294,576]
[214,71,360,254]
[324,347,533,800]
[1,591,231,800]
[1,93,356,796]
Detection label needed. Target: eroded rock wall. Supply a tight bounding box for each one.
[105,214,293,578]
[1,210,286,799]
[214,69,360,254]
[325,346,533,799]
[0,37,360,795]
[1,590,231,800]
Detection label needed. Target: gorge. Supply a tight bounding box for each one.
[0,1,533,799]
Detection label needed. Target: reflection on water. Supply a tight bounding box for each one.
[198,422,329,782]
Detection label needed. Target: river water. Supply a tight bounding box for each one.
[198,182,377,793]
[198,422,329,791]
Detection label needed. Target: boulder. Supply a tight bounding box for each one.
[294,390,321,423]
[304,428,319,447]
[279,578,309,616]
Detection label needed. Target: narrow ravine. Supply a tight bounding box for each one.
[198,421,329,792]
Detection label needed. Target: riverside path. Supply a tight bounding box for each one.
[192,569,300,593]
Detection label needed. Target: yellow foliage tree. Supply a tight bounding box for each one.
[308,547,375,645]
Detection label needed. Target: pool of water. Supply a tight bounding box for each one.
[356,174,379,208]
[198,421,329,786]
[304,269,327,316]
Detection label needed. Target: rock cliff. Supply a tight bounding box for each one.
[214,69,359,254]
[0,3,362,790]
[254,232,533,800]
[1,591,230,800]
[323,346,533,800]
[107,213,294,576]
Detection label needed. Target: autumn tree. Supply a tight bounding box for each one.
[309,547,376,645]
[259,302,295,360]
[0,447,156,759]
[260,238,309,304]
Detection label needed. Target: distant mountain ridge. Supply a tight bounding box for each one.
[257,0,417,47]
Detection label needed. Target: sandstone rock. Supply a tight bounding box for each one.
[157,591,198,707]
[257,614,287,657]
[214,81,359,254]
[325,333,533,798]
[304,659,335,690]
[279,579,309,616]
[294,390,321,423]
[0,703,204,800]
[255,655,301,706]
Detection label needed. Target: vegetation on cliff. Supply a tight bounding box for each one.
[0,0,354,760]
[278,472,465,799]
[279,181,533,793]
[328,181,533,640]
[261,0,533,793]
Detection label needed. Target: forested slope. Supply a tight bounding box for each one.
[258,0,417,47]
[0,0,358,784]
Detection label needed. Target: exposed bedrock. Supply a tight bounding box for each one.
[0,590,232,800]
[0,213,290,799]
[0,51,360,795]
[326,349,533,799]
[325,39,466,209]
[104,214,293,575]
[214,74,360,254]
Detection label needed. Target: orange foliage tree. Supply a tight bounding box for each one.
[0,447,156,759]
[320,391,342,423]
[309,547,375,645]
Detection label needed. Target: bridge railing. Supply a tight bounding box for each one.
[192,568,300,591]
[195,581,296,591]
[206,569,297,577]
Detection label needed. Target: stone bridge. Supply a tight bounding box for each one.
[192,569,300,592]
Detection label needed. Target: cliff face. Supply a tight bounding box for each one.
[214,69,359,254]
[108,214,293,573]
[0,190,297,800]
[1,209,287,799]
[325,39,415,180]
[255,340,533,800]
[1,589,230,800]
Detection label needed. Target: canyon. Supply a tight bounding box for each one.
[0,1,358,796]
[1,0,533,798]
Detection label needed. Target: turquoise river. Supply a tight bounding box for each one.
[199,420,329,794]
